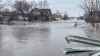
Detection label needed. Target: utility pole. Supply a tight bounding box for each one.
[38,0,42,9]
[38,0,49,9]
[43,0,49,9]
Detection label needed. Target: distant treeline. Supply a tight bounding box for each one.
[0,0,69,24]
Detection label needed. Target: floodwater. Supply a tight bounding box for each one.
[0,21,99,56]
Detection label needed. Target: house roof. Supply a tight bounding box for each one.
[31,8,52,16]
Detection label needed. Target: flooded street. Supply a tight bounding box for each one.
[0,0,100,56]
[0,21,99,56]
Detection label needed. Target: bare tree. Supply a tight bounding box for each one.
[14,0,32,13]
[0,0,5,23]
[38,0,49,9]
[13,0,32,21]
[0,0,3,8]
[81,0,99,22]
[81,0,96,15]
[81,0,100,30]
[63,13,68,20]
[31,0,37,8]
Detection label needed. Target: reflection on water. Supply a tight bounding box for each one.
[0,22,97,56]
[0,23,67,56]
[0,25,51,56]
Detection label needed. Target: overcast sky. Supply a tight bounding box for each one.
[47,0,85,17]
